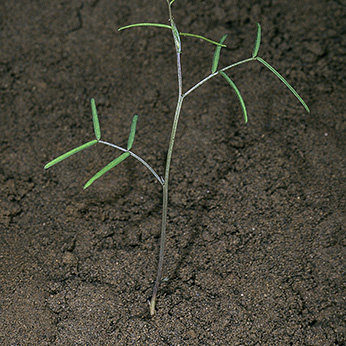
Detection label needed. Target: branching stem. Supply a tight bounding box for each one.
[149,26,255,316]
[45,0,309,318]
[139,0,307,316]
[99,140,164,185]
[184,57,255,97]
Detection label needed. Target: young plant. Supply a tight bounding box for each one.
[44,0,309,316]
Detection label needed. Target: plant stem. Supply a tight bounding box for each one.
[99,140,164,185]
[149,1,256,316]
[149,19,256,315]
[150,50,184,315]
[184,57,255,97]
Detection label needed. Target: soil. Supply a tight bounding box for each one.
[1,0,345,345]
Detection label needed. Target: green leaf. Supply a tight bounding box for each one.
[44,140,98,169]
[84,152,130,189]
[252,23,261,58]
[170,0,177,5]
[256,57,310,113]
[180,32,227,47]
[212,34,228,73]
[118,23,172,31]
[91,98,101,140]
[118,23,226,48]
[127,115,139,150]
[220,71,248,123]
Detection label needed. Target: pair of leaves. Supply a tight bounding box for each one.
[209,22,261,73]
[211,23,309,123]
[84,114,138,189]
[251,23,309,113]
[44,99,139,189]
[44,98,101,170]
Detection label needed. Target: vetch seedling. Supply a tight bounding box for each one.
[44,0,309,316]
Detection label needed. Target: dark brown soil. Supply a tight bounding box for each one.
[1,0,345,345]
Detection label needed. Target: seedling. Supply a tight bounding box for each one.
[44,0,309,316]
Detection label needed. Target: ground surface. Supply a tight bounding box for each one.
[1,0,345,345]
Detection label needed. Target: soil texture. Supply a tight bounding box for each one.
[1,0,345,345]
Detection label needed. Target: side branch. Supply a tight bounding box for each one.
[183,57,255,98]
[99,140,164,185]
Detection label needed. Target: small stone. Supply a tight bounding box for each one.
[304,41,325,56]
[62,251,77,266]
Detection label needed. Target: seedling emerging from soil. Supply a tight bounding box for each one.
[44,0,309,316]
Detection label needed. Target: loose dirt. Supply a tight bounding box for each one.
[1,0,345,344]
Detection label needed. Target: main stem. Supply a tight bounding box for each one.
[149,1,254,315]
[150,51,183,316]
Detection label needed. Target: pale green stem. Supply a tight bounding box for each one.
[150,47,184,316]
[99,140,163,185]
[184,57,255,97]
[149,31,255,316]
[149,1,256,316]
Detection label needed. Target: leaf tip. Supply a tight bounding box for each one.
[252,22,261,58]
[83,181,91,189]
[127,114,139,151]
[91,98,101,140]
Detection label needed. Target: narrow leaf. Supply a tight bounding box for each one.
[256,57,310,113]
[212,34,228,73]
[180,32,227,47]
[170,0,177,5]
[252,23,261,58]
[91,98,101,140]
[44,140,98,169]
[118,23,226,48]
[220,71,248,123]
[118,23,171,31]
[84,152,130,189]
[127,115,139,150]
